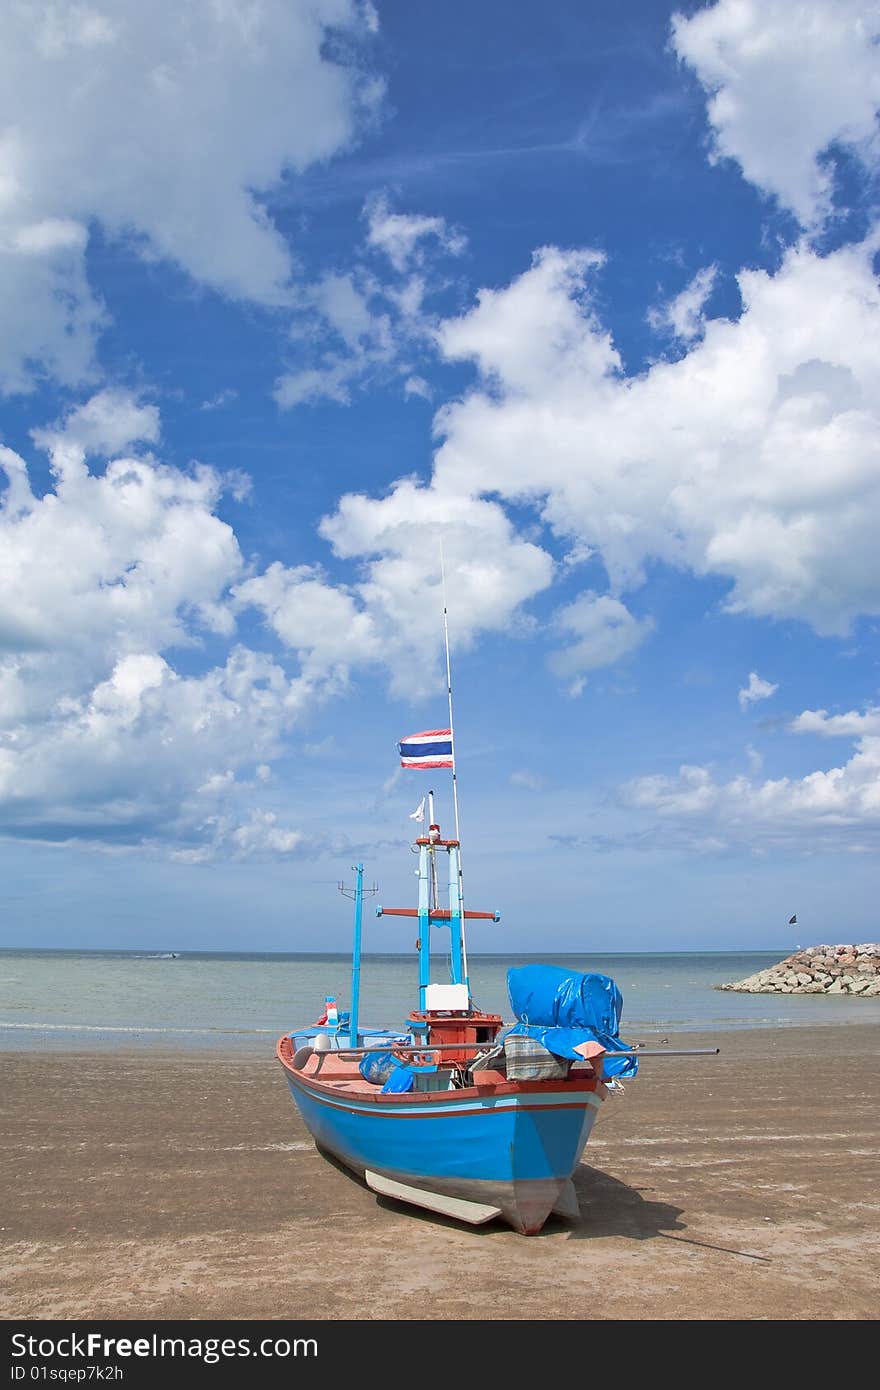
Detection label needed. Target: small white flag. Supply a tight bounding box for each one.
[409,797,426,822]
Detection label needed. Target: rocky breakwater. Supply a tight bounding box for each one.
[720,944,880,996]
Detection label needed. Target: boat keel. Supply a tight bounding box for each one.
[365,1170,502,1225]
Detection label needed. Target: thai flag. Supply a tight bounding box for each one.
[398,729,454,769]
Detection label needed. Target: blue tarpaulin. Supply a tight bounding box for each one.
[358,1050,415,1093]
[504,964,639,1079]
[380,1066,415,1094]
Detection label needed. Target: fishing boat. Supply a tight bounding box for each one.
[277,829,643,1233]
[276,587,717,1234]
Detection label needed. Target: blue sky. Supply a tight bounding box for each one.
[1,0,879,952]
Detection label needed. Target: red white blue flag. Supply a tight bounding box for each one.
[398,729,453,769]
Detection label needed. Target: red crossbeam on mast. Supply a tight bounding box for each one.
[377,907,499,921]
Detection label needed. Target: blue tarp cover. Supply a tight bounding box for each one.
[358,1050,399,1085]
[380,1066,415,1094]
[505,964,638,1079]
[358,1050,415,1092]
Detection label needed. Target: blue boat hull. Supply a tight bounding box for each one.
[282,1067,601,1233]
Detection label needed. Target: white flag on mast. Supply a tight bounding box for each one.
[408,797,426,822]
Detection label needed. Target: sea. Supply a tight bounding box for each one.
[1,948,878,1053]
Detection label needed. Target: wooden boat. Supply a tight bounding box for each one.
[275,797,651,1234]
[276,589,716,1233]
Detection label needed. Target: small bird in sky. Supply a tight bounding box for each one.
[789,913,797,924]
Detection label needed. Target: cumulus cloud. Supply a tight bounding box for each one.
[0,389,561,848]
[275,195,463,409]
[430,236,880,637]
[438,246,616,395]
[0,0,380,390]
[648,265,718,342]
[32,388,160,456]
[549,593,653,694]
[234,561,380,681]
[0,210,105,393]
[307,480,553,697]
[0,392,328,855]
[622,699,880,850]
[625,719,880,849]
[791,706,880,736]
[738,671,779,709]
[0,403,239,659]
[236,476,559,702]
[364,192,466,272]
[672,0,880,225]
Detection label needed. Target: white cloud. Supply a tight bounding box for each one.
[0,0,380,390]
[0,213,105,394]
[648,265,718,342]
[275,197,462,410]
[626,732,880,846]
[275,268,397,407]
[438,246,616,396]
[431,236,880,637]
[364,192,466,272]
[0,393,333,855]
[624,701,880,849]
[32,388,160,456]
[738,671,778,709]
[510,770,545,791]
[672,0,880,225]
[0,395,239,658]
[791,706,880,736]
[549,593,653,691]
[200,389,238,412]
[0,388,563,846]
[297,480,554,697]
[234,562,381,681]
[404,375,432,400]
[274,364,357,410]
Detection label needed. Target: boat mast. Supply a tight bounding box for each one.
[350,863,364,1047]
[440,541,468,992]
[338,864,377,1046]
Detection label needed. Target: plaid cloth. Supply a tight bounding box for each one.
[503,1034,569,1081]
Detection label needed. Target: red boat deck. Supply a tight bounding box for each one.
[276,1034,606,1104]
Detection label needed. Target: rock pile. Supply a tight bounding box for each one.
[720,944,880,996]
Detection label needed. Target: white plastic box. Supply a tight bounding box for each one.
[424,983,470,1011]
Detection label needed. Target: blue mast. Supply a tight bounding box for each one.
[349,862,364,1047]
[339,865,376,1045]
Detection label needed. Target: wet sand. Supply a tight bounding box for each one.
[2,1024,878,1321]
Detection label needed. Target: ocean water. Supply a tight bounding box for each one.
[1,948,878,1053]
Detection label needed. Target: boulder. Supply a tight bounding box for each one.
[719,944,879,996]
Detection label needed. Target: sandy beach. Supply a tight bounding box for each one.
[2,1023,878,1321]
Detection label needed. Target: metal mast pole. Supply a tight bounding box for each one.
[349,862,364,1047]
[439,540,468,991]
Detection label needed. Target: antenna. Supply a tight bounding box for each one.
[338,864,378,1046]
[439,538,468,990]
[337,876,379,902]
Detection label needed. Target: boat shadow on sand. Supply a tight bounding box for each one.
[368,1165,683,1241]
[331,1145,686,1242]
[367,1163,769,1259]
[318,1147,769,1258]
[566,1165,685,1242]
